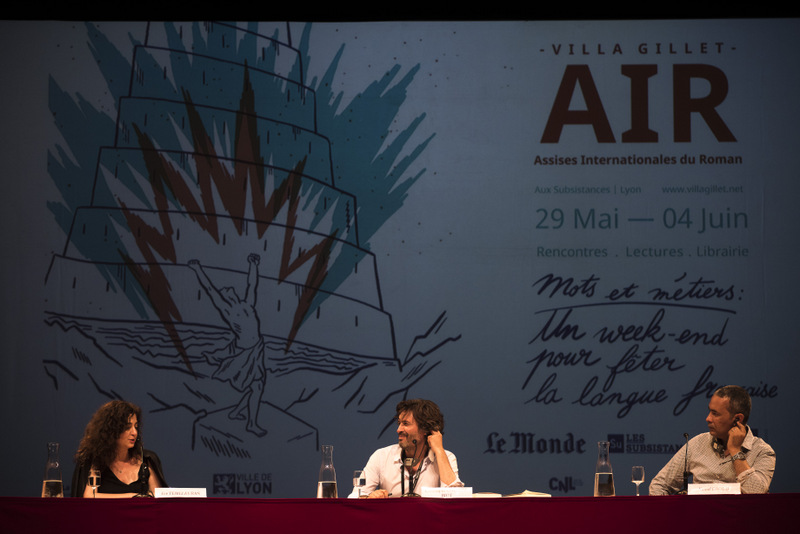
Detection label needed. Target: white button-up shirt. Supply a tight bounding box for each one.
[348,444,463,498]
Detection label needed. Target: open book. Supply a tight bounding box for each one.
[504,490,551,497]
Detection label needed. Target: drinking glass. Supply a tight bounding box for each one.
[631,465,645,496]
[353,470,366,497]
[89,467,101,498]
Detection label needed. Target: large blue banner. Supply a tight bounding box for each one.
[1,19,797,498]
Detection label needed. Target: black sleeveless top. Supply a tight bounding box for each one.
[99,459,150,494]
[71,450,168,497]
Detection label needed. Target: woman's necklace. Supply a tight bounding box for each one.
[111,457,140,484]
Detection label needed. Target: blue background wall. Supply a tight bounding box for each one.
[1,19,797,497]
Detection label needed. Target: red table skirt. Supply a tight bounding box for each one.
[1,494,796,533]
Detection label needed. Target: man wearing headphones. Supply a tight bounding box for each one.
[650,385,776,494]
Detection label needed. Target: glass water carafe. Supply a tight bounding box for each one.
[593,440,615,497]
[316,444,338,498]
[41,442,64,498]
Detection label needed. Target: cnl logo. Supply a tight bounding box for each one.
[549,476,582,493]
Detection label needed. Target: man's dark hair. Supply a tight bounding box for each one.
[396,398,445,435]
[714,385,752,424]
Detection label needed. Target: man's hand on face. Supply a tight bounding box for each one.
[727,419,746,454]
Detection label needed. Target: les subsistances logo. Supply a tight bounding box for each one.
[607,434,683,454]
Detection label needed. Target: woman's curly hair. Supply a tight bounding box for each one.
[74,400,143,470]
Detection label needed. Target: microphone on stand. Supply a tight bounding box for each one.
[136,437,151,497]
[680,432,691,494]
[402,439,421,498]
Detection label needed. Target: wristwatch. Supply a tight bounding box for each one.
[731,451,747,461]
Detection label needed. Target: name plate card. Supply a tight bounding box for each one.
[420,487,473,498]
[154,488,207,498]
[687,483,741,495]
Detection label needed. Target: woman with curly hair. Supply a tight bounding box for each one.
[71,400,167,497]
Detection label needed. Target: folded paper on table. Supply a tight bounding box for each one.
[420,487,473,498]
[687,483,740,495]
[154,488,207,498]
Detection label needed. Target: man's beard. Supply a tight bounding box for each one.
[400,434,425,459]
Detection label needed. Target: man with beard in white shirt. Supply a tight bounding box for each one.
[349,399,463,498]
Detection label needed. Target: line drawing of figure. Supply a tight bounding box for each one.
[188,253,268,437]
